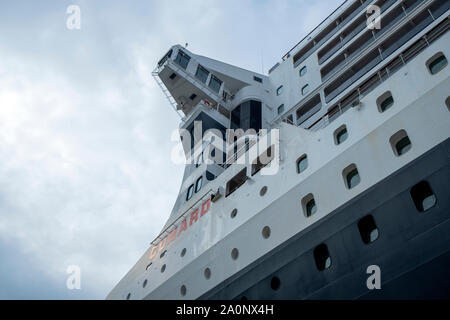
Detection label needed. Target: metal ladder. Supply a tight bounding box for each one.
[152,68,184,118]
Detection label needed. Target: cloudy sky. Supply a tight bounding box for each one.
[0,0,341,299]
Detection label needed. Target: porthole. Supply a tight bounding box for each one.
[231,209,238,219]
[231,248,239,260]
[262,226,271,239]
[126,293,131,300]
[445,96,450,112]
[302,193,317,218]
[296,154,308,174]
[314,243,332,271]
[301,84,310,96]
[358,215,379,244]
[260,186,268,197]
[180,285,187,297]
[377,91,394,113]
[142,279,148,288]
[334,125,348,145]
[160,250,167,259]
[410,181,437,212]
[145,263,152,271]
[270,276,281,291]
[299,66,307,77]
[161,264,166,273]
[390,130,412,156]
[180,248,187,257]
[342,164,361,189]
[204,268,211,280]
[427,52,447,75]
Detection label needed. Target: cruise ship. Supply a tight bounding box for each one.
[108,0,450,300]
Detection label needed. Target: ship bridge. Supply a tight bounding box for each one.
[152,44,268,127]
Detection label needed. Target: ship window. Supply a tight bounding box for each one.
[142,279,148,288]
[299,66,307,77]
[180,248,187,257]
[206,171,215,181]
[231,209,238,219]
[427,53,447,75]
[174,50,191,69]
[186,184,194,201]
[270,276,280,291]
[204,268,211,280]
[126,293,131,300]
[277,85,284,96]
[180,285,187,297]
[260,186,268,197]
[231,248,239,260]
[446,96,450,112]
[195,65,209,83]
[189,93,197,101]
[160,250,167,259]
[161,264,166,273]
[251,145,274,176]
[410,181,437,213]
[301,84,310,96]
[195,176,203,193]
[145,263,152,271]
[169,73,177,80]
[253,76,263,83]
[262,226,271,239]
[296,154,308,174]
[302,193,317,218]
[390,130,411,156]
[209,75,223,93]
[377,92,394,113]
[278,104,285,115]
[226,168,247,197]
[287,114,293,124]
[334,125,348,145]
[358,215,379,244]
[343,164,360,189]
[314,244,332,271]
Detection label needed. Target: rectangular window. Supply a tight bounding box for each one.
[174,50,191,69]
[253,76,263,83]
[251,145,274,176]
[195,65,210,83]
[209,75,223,93]
[226,168,247,197]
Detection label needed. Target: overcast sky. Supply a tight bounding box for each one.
[0,0,342,299]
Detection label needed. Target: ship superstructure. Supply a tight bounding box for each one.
[108,0,450,300]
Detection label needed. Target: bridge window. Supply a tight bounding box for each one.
[195,65,210,83]
[174,50,191,69]
[209,75,223,93]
